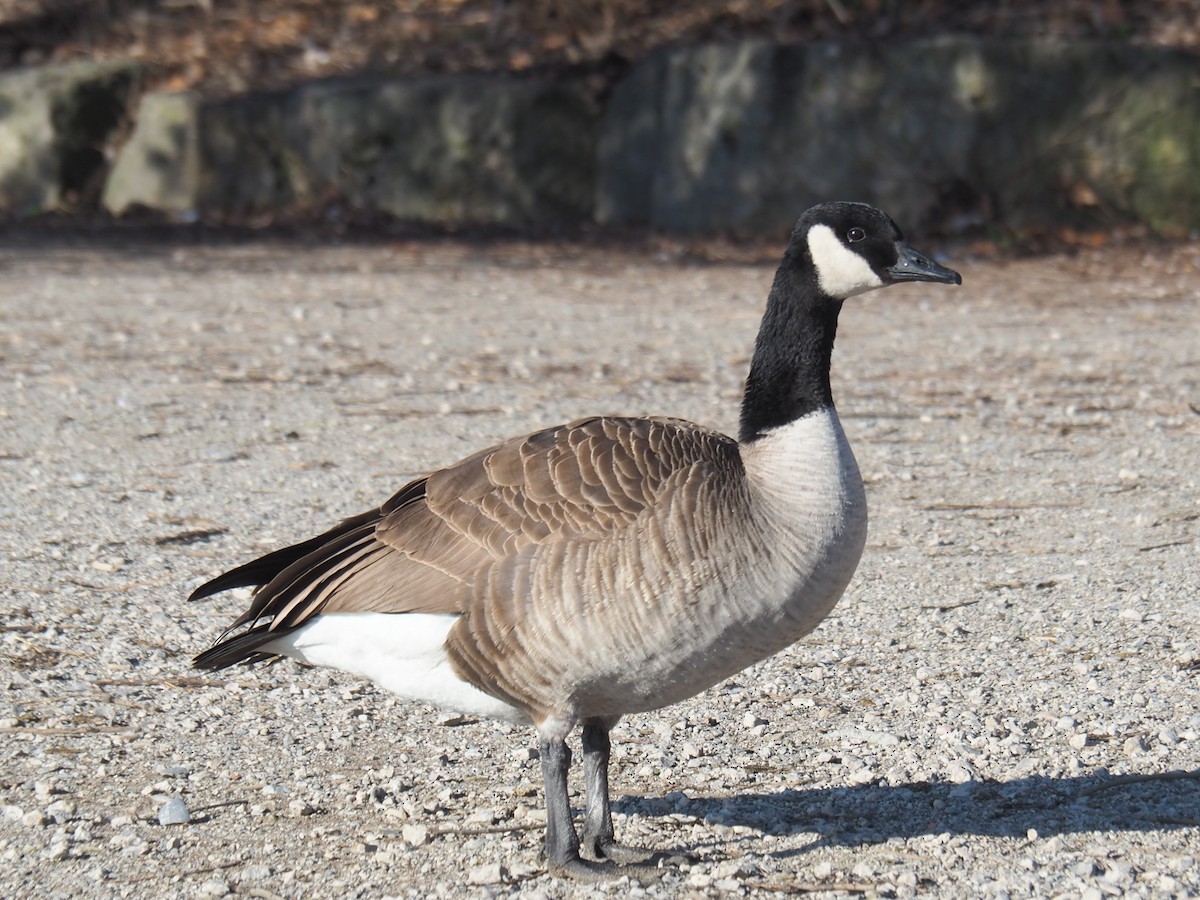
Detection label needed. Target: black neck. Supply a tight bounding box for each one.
[738,264,841,443]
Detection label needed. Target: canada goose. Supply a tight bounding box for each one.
[190,201,961,879]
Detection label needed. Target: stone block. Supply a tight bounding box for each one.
[0,59,141,214]
[103,91,200,217]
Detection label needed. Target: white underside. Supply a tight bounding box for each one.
[261,612,527,723]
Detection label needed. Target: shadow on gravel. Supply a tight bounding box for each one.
[621,772,1200,854]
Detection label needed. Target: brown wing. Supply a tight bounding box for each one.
[193,416,741,672]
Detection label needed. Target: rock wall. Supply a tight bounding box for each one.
[2,38,1199,235]
[598,39,1200,236]
[193,75,597,226]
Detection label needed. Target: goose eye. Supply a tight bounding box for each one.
[847,227,866,243]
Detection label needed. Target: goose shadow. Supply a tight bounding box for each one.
[614,772,1200,857]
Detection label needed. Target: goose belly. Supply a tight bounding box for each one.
[567,526,865,715]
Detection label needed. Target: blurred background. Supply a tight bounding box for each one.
[1,0,1199,242]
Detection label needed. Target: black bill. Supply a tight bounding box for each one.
[888,242,962,285]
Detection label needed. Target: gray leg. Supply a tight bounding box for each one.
[580,719,657,864]
[539,735,613,880]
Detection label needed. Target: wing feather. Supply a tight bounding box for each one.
[193,415,743,685]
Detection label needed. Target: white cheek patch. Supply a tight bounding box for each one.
[807,224,885,299]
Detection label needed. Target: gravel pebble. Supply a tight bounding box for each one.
[199,878,230,896]
[468,862,507,885]
[156,796,191,826]
[1,239,1198,898]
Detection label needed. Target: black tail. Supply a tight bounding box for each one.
[193,625,280,671]
[187,508,382,603]
[188,477,429,671]
[187,514,375,671]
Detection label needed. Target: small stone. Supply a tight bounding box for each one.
[1158,727,1180,746]
[286,799,315,817]
[1068,733,1089,750]
[199,878,229,896]
[1103,861,1134,883]
[242,864,272,881]
[157,795,191,826]
[402,823,428,846]
[847,767,876,786]
[467,862,506,885]
[33,781,57,799]
[521,807,546,825]
[22,810,47,827]
[944,761,975,783]
[46,799,77,822]
[865,730,900,747]
[742,713,767,728]
[3,805,25,821]
[466,807,496,825]
[499,861,533,882]
[851,861,875,879]
[1123,736,1148,756]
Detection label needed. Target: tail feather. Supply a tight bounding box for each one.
[234,522,376,630]
[187,508,381,603]
[189,476,431,670]
[189,512,381,669]
[193,625,283,671]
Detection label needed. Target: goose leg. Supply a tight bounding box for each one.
[539,735,612,880]
[580,719,657,864]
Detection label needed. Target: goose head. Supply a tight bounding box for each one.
[741,202,961,442]
[796,201,961,301]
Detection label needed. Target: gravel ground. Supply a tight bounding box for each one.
[1,234,1198,899]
